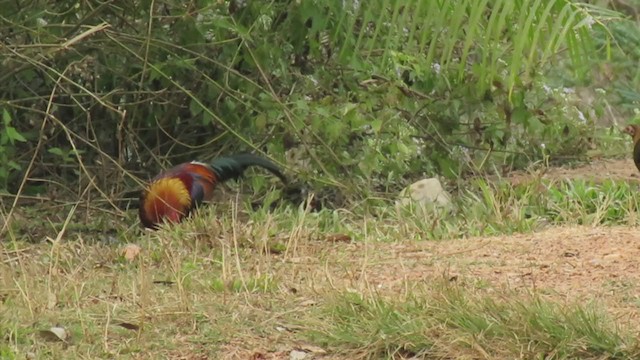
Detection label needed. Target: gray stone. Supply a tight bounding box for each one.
[396,178,452,209]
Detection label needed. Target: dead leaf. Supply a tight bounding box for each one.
[117,322,140,331]
[122,244,142,261]
[325,233,351,242]
[275,325,289,332]
[38,326,68,342]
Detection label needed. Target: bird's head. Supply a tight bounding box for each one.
[624,125,636,137]
[624,125,640,143]
[139,176,192,229]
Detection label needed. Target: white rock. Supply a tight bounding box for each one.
[397,178,452,208]
[38,326,68,342]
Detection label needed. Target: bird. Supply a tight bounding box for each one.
[624,124,640,172]
[139,153,287,229]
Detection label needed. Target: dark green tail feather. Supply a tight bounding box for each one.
[209,153,287,184]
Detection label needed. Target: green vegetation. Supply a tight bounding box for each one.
[0,0,633,199]
[4,0,640,358]
[311,290,635,358]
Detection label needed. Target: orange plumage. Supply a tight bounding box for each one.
[139,154,286,229]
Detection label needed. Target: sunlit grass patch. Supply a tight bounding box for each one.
[308,285,639,359]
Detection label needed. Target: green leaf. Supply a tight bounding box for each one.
[370,119,383,133]
[189,98,203,117]
[255,114,267,131]
[48,147,65,156]
[8,160,21,171]
[511,107,530,125]
[2,109,11,125]
[342,103,358,116]
[175,17,204,45]
[436,157,458,179]
[148,65,163,82]
[202,111,213,126]
[397,142,410,156]
[527,116,544,132]
[6,127,26,143]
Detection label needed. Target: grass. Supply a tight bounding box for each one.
[309,289,634,359]
[2,175,640,359]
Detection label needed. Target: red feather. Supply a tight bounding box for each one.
[139,162,218,229]
[139,154,287,229]
[176,162,218,201]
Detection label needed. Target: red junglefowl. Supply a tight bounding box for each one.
[624,125,640,172]
[139,153,287,229]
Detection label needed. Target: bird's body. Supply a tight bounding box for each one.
[139,154,286,229]
[624,125,640,172]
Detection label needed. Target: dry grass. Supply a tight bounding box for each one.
[2,194,640,359]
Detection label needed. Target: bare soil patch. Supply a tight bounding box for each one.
[500,158,640,185]
[329,226,640,312]
[223,224,640,359]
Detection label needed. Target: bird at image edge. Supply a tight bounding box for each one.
[624,124,640,172]
[139,153,287,229]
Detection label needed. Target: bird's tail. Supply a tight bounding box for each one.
[209,153,287,184]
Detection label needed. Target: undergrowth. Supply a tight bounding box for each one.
[4,173,640,244]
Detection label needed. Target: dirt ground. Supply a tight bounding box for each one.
[282,158,640,332]
[501,157,640,185]
[325,158,640,329]
[334,225,640,318]
[224,223,640,360]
